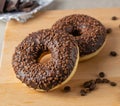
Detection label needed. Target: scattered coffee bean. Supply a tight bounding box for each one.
[83,81,92,88]
[111,16,118,20]
[85,88,90,93]
[80,89,87,96]
[63,86,71,92]
[110,82,117,86]
[102,78,110,83]
[89,82,96,91]
[110,51,117,57]
[95,78,102,83]
[106,28,112,34]
[99,72,105,78]
[80,72,117,96]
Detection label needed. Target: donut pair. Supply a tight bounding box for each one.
[12,14,106,91]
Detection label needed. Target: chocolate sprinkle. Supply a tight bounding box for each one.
[52,14,106,56]
[12,29,78,91]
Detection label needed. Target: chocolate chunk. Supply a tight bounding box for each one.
[0,0,6,13]
[5,0,20,12]
[110,51,117,57]
[63,86,71,92]
[99,72,105,78]
[111,16,118,20]
[110,82,117,86]
[80,89,87,96]
[106,28,112,34]
[19,1,35,9]
[19,1,39,12]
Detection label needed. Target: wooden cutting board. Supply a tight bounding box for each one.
[0,8,120,106]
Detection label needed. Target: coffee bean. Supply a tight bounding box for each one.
[110,51,117,57]
[63,86,71,92]
[110,82,117,86]
[80,89,87,96]
[102,78,110,83]
[89,81,96,91]
[99,72,105,78]
[106,28,112,34]
[111,16,118,20]
[83,81,91,88]
[85,88,90,93]
[95,78,102,83]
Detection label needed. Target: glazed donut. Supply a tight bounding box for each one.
[12,29,79,91]
[52,14,107,61]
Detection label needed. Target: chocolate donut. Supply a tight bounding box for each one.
[12,29,79,91]
[52,14,107,61]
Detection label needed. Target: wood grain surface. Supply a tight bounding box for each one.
[0,8,120,106]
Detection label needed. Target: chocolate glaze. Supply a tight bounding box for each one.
[12,29,78,91]
[52,14,106,56]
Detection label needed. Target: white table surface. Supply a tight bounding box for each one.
[0,0,120,60]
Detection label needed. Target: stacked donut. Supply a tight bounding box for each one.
[12,14,107,91]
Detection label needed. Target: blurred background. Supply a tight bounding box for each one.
[0,0,120,58]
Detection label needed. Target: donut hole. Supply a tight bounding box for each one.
[37,52,51,64]
[71,30,82,36]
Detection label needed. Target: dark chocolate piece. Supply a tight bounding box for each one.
[5,0,20,12]
[19,1,39,12]
[19,1,35,9]
[0,0,6,13]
